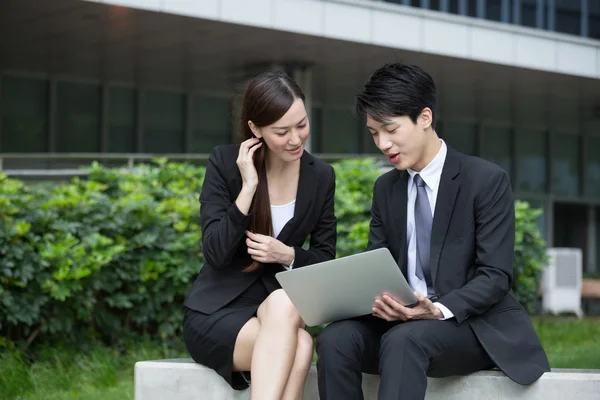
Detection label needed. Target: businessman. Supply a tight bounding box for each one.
[315,64,550,399]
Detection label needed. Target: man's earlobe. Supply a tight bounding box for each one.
[420,108,433,129]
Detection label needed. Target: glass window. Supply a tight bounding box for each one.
[514,92,546,129]
[446,0,477,16]
[584,120,600,136]
[467,0,477,17]
[449,0,459,14]
[553,203,588,263]
[591,1,600,39]
[550,94,578,134]
[486,0,504,22]
[143,91,184,153]
[482,126,512,178]
[108,87,135,153]
[384,0,408,6]
[440,121,477,155]
[521,0,538,28]
[191,95,230,153]
[585,136,600,199]
[481,89,510,123]
[309,107,323,153]
[516,129,547,194]
[321,108,360,154]
[56,81,101,152]
[555,0,581,35]
[1,76,48,152]
[551,133,580,197]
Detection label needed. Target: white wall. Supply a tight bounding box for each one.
[84,0,600,79]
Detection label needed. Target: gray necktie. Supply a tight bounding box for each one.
[413,174,434,293]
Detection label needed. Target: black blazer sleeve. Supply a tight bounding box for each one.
[367,177,388,252]
[438,170,515,323]
[292,167,337,267]
[199,147,251,269]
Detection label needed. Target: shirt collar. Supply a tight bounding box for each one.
[407,139,447,190]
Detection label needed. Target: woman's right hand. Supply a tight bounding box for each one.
[236,138,262,190]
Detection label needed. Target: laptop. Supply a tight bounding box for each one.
[275,248,417,326]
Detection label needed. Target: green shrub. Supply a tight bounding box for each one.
[333,158,381,257]
[0,159,547,349]
[513,201,549,313]
[0,160,204,347]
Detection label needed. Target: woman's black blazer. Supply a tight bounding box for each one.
[183,145,337,314]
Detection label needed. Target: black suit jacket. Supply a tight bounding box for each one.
[368,146,550,385]
[184,145,337,314]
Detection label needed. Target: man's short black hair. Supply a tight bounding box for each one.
[356,63,437,127]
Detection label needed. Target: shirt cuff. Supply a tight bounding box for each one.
[281,258,295,271]
[434,302,454,320]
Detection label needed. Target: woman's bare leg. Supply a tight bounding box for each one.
[231,289,304,400]
[281,328,314,400]
[232,317,260,371]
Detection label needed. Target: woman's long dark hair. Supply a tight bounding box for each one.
[240,70,305,272]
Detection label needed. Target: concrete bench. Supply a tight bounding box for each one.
[134,358,600,399]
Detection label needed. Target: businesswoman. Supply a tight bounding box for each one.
[183,70,337,400]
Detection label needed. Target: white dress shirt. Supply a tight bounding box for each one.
[271,200,296,270]
[406,140,454,320]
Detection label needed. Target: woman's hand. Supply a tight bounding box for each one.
[236,138,262,191]
[246,231,295,265]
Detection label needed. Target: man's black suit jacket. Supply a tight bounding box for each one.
[184,145,337,315]
[368,146,550,385]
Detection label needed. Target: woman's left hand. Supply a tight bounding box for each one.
[246,231,295,265]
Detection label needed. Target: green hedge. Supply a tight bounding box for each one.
[0,159,547,349]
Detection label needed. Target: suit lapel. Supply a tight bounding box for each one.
[391,171,409,276]
[275,152,315,243]
[430,148,460,284]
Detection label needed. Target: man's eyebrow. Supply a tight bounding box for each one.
[367,120,396,130]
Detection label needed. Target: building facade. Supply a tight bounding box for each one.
[1,0,599,273]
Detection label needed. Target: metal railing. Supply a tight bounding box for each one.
[0,153,384,178]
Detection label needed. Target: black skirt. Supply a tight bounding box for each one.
[183,278,270,390]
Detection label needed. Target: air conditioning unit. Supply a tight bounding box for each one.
[542,248,583,318]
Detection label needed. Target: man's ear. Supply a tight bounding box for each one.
[419,108,433,130]
[248,121,262,139]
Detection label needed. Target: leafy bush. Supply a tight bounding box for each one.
[0,160,204,347]
[513,201,549,313]
[332,159,381,257]
[0,159,547,349]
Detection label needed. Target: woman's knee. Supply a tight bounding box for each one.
[258,289,302,326]
[296,329,315,363]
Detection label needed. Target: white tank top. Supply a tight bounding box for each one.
[271,200,296,238]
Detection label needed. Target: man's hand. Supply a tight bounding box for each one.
[372,291,443,321]
[246,231,295,265]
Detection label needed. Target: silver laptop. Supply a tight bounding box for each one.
[275,248,417,326]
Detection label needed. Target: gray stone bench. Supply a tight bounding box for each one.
[134,358,600,399]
